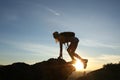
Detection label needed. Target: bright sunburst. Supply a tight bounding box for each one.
[73,59,84,71]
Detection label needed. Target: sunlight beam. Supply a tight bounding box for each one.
[73,59,84,71]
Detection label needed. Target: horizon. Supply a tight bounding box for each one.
[0,0,120,71]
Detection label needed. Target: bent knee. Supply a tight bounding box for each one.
[67,48,70,53]
[67,49,74,54]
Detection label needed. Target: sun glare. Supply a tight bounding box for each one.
[73,59,84,71]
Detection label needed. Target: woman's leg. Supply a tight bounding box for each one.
[67,48,75,61]
[67,41,88,68]
[74,53,83,60]
[67,39,83,61]
[67,40,80,60]
[67,44,75,61]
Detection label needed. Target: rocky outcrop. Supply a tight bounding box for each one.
[0,58,75,80]
[77,62,120,80]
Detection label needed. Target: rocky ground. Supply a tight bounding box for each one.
[0,58,75,80]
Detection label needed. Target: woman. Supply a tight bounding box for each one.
[53,31,88,69]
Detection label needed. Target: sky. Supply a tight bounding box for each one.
[0,0,120,70]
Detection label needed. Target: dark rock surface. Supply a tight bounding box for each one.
[0,58,75,80]
[77,62,120,80]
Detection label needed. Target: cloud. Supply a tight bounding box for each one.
[80,39,120,49]
[45,7,60,16]
[84,54,120,70]
[18,43,58,55]
[87,54,120,65]
[98,54,120,63]
[0,40,58,56]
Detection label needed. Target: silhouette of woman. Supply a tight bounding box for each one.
[53,31,88,69]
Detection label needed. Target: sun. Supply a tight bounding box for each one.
[72,59,84,71]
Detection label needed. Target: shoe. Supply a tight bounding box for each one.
[82,59,88,69]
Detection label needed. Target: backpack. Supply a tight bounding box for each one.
[60,32,75,37]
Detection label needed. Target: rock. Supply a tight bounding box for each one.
[77,62,120,80]
[0,58,75,80]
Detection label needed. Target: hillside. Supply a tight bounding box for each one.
[0,58,75,80]
[77,62,120,80]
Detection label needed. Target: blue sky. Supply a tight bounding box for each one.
[0,0,120,70]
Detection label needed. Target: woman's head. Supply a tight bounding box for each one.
[53,31,59,39]
[53,31,59,43]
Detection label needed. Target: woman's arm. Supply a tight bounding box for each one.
[58,42,63,59]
